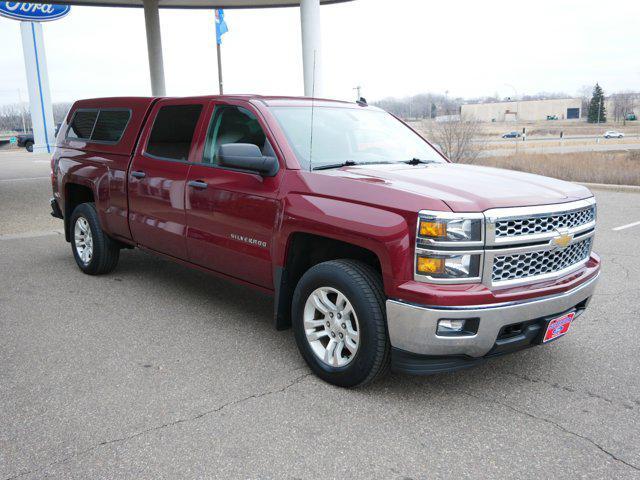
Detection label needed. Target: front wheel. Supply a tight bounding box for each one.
[25,141,34,152]
[292,259,390,388]
[70,203,120,275]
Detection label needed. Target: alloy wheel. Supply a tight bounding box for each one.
[303,286,360,367]
[74,217,93,265]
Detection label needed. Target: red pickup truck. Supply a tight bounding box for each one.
[50,95,600,387]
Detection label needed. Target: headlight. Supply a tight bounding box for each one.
[416,252,482,280]
[417,214,483,244]
[415,210,485,283]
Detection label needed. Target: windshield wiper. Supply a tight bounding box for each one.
[404,158,437,165]
[312,160,392,171]
[312,160,357,171]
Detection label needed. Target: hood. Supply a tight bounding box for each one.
[319,163,592,212]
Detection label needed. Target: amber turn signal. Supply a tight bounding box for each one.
[419,220,447,238]
[417,256,445,274]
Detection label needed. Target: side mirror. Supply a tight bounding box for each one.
[218,143,278,177]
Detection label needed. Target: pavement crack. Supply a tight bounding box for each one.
[607,256,632,280]
[503,372,636,411]
[462,390,640,473]
[3,372,312,480]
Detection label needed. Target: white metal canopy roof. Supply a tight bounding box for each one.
[37,0,349,8]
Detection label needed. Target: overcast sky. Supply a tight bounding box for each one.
[0,0,638,106]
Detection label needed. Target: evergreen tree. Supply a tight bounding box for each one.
[587,83,606,123]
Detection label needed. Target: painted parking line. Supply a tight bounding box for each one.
[612,221,640,231]
[0,176,49,183]
[0,229,64,241]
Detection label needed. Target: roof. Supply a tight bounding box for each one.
[72,94,370,109]
[36,0,351,8]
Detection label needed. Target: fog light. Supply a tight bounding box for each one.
[437,319,466,334]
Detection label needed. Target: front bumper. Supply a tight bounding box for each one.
[387,272,599,362]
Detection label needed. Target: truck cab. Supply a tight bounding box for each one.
[51,95,600,387]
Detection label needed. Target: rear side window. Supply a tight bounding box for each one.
[67,110,98,140]
[146,105,203,161]
[91,110,131,142]
[66,108,131,143]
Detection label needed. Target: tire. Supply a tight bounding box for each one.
[292,259,390,388]
[70,203,120,275]
[25,141,34,152]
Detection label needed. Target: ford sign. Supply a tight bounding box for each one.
[0,2,70,21]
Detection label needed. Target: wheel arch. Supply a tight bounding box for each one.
[63,182,95,242]
[273,232,387,330]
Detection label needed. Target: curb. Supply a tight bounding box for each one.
[580,182,640,193]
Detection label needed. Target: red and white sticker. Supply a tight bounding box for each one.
[543,312,575,343]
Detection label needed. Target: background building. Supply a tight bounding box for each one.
[461,98,582,122]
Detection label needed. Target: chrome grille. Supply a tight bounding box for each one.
[495,206,595,238]
[492,237,592,283]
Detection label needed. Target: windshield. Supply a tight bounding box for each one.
[269,106,445,170]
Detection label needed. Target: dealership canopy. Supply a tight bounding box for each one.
[38,0,352,97]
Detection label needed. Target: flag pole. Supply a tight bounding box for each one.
[216,42,223,94]
[214,8,227,95]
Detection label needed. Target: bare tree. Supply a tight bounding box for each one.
[427,115,481,163]
[0,101,72,133]
[577,85,592,119]
[52,102,72,124]
[611,92,638,124]
[374,93,463,121]
[0,103,29,132]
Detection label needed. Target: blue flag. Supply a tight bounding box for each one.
[215,9,228,45]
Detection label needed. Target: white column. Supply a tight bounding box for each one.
[20,21,55,154]
[300,0,323,97]
[143,0,166,96]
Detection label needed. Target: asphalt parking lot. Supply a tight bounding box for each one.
[1,150,639,479]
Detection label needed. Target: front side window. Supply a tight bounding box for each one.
[67,110,98,140]
[146,104,203,161]
[270,106,444,170]
[203,106,271,164]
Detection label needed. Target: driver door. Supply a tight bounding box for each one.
[185,101,282,288]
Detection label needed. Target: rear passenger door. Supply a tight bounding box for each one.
[128,99,205,259]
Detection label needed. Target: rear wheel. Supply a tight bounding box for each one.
[292,259,390,388]
[25,140,34,152]
[70,203,120,275]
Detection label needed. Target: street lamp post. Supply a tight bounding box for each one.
[505,83,518,120]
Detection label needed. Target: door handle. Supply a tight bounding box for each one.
[188,180,208,189]
[131,171,146,179]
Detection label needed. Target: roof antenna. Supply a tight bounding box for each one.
[356,97,368,107]
[308,50,317,172]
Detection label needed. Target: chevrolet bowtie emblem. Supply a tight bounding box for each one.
[550,232,573,249]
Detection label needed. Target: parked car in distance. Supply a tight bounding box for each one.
[17,124,61,152]
[50,95,600,387]
[16,133,35,152]
[501,131,521,138]
[603,131,624,138]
